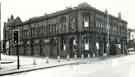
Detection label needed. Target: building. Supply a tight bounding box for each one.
[127,28,135,49]
[3,3,128,58]
[128,29,135,40]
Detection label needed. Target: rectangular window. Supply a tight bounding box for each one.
[84,16,89,27]
[84,21,89,27]
[84,39,89,50]
[85,43,89,50]
[63,44,66,51]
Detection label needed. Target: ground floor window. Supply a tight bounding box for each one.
[6,41,9,49]
[84,39,89,50]
[63,44,66,51]
[96,42,99,50]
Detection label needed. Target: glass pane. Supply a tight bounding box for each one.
[85,43,89,50]
[84,21,89,27]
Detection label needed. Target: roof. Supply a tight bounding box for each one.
[21,2,128,25]
[5,16,22,27]
[23,8,73,25]
[128,28,135,32]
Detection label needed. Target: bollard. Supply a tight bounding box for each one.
[46,57,49,63]
[87,54,90,58]
[57,56,60,62]
[66,54,70,61]
[74,54,77,59]
[81,54,84,59]
[33,58,37,65]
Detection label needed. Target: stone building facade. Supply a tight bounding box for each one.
[3,3,128,58]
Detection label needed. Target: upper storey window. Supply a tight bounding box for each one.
[84,16,89,27]
[60,16,66,23]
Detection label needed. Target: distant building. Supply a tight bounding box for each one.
[130,29,135,40]
[127,28,135,49]
[127,28,135,41]
[3,3,128,58]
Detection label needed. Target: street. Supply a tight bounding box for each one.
[1,53,135,77]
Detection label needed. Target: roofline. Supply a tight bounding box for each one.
[17,4,128,26]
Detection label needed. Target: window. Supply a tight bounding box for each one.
[84,17,89,27]
[44,26,46,34]
[84,39,89,50]
[85,43,89,50]
[84,21,89,27]
[27,31,29,38]
[32,28,34,37]
[63,44,66,51]
[73,39,77,45]
[96,42,99,50]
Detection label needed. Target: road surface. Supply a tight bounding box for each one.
[2,54,135,77]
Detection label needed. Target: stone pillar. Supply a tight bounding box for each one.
[122,40,127,55]
[78,34,82,57]
[69,37,73,58]
[125,41,127,54]
[56,38,59,57]
[88,39,92,57]
[73,36,78,57]
[123,41,125,54]
[65,38,70,57]
[93,36,97,57]
[90,37,94,57]
[39,40,42,56]
[30,40,33,56]
[103,41,105,55]
[23,42,26,56]
[57,37,61,56]
[104,39,107,55]
[121,40,124,54]
[9,40,11,55]
[99,41,104,56]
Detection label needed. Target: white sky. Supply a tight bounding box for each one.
[1,0,135,39]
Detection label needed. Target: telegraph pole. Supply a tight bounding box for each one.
[0,2,1,60]
[106,9,110,56]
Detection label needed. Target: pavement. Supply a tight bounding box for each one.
[0,54,81,76]
[0,54,125,76]
[3,53,134,77]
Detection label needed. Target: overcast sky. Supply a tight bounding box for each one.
[1,0,135,39]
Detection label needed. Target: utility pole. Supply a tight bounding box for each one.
[0,2,1,60]
[106,9,110,56]
[14,30,20,69]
